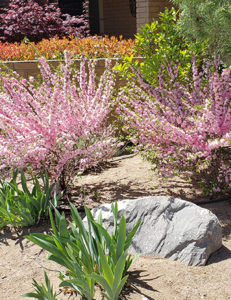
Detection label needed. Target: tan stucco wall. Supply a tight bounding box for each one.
[137,0,173,30]
[2,57,143,87]
[102,0,137,38]
[2,59,114,79]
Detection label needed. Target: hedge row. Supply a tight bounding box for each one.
[0,35,135,61]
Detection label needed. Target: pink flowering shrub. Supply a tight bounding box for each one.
[0,52,118,191]
[118,59,231,195]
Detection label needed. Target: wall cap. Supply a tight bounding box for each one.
[1,57,144,64]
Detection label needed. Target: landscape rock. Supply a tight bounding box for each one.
[89,196,222,266]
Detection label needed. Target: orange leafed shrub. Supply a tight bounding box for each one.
[0,36,135,61]
[0,41,22,60]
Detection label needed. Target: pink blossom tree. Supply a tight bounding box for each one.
[118,59,231,195]
[0,52,118,191]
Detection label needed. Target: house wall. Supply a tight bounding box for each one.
[136,0,172,30]
[102,0,136,38]
[0,0,9,8]
[101,0,173,38]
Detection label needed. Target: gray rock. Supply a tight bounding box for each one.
[89,196,222,266]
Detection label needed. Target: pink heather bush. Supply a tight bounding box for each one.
[118,59,231,194]
[0,52,118,190]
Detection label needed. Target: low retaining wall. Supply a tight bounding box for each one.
[1,57,143,80]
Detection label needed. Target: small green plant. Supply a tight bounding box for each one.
[22,271,57,299]
[26,202,140,300]
[0,170,63,229]
[89,243,128,300]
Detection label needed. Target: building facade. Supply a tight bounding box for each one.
[0,0,172,38]
[90,0,172,38]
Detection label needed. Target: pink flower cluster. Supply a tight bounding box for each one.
[0,52,118,185]
[118,58,231,193]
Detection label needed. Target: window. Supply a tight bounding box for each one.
[129,0,136,18]
[58,0,84,16]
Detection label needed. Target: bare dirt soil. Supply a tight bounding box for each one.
[1,154,231,300]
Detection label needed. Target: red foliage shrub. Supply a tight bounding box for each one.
[0,0,89,43]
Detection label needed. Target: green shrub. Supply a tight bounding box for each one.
[117,8,208,86]
[0,170,62,229]
[26,202,140,300]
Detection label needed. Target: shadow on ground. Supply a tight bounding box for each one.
[121,269,160,300]
[71,180,154,205]
[0,219,51,249]
[207,245,231,265]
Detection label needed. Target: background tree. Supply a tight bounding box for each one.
[0,0,89,43]
[171,0,231,65]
